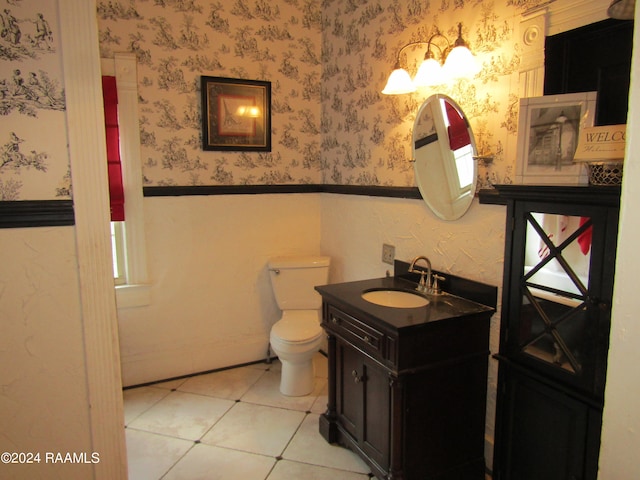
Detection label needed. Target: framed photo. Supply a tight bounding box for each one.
[515,92,597,184]
[201,76,271,151]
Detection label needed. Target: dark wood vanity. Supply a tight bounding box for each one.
[316,264,497,480]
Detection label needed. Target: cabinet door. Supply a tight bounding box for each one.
[336,339,361,440]
[505,202,616,396]
[335,338,391,472]
[360,354,390,471]
[497,365,598,480]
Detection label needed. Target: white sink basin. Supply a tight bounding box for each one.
[361,289,429,308]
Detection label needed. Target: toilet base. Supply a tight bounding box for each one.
[278,358,315,396]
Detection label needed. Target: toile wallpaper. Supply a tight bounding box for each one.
[319,0,529,189]
[98,0,325,187]
[0,0,550,200]
[0,0,68,200]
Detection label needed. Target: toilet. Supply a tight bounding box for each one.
[268,255,330,396]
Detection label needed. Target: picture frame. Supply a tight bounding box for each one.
[515,91,597,184]
[201,76,271,152]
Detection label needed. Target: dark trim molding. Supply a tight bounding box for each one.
[477,188,505,205]
[143,184,323,196]
[322,185,422,198]
[0,200,75,228]
[480,184,621,207]
[1,185,423,229]
[5,184,618,229]
[143,184,423,199]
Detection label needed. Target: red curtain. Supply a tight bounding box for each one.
[101,76,125,221]
[445,101,471,151]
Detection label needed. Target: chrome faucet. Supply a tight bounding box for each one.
[409,256,432,293]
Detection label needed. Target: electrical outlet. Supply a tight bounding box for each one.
[382,243,395,265]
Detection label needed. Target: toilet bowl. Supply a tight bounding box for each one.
[268,256,330,396]
[270,311,323,396]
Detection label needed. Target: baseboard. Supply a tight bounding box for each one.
[120,336,269,387]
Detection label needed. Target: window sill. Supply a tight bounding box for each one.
[116,284,151,309]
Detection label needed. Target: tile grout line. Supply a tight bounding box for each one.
[124,354,369,479]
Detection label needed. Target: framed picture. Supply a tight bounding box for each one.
[515,92,597,184]
[201,76,271,151]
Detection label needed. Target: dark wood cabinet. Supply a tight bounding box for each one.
[316,272,497,480]
[495,361,603,480]
[335,337,391,471]
[487,185,620,480]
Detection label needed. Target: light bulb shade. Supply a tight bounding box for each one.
[443,46,481,79]
[381,68,416,95]
[413,58,446,87]
[608,0,635,19]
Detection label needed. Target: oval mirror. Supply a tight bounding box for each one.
[413,94,477,220]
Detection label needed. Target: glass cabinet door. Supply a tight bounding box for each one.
[507,205,609,393]
[520,212,591,373]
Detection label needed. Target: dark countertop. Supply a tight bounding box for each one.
[315,276,495,332]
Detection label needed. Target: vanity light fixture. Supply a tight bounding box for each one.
[382,23,480,95]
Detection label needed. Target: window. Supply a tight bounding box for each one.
[101,74,127,287]
[101,54,150,308]
[111,221,126,285]
[453,144,474,190]
[440,98,474,201]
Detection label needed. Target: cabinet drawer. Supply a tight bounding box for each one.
[326,305,385,357]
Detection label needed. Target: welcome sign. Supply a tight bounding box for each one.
[574,124,627,162]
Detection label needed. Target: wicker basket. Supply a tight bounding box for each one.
[587,162,623,186]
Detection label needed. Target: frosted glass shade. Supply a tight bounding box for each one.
[608,0,635,19]
[413,58,446,87]
[382,68,416,95]
[443,46,481,79]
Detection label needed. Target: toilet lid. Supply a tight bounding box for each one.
[272,318,322,343]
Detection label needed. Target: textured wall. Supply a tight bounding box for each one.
[0,227,94,479]
[117,194,323,386]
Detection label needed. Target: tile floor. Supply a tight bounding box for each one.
[123,353,373,480]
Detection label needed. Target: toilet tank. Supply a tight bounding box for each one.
[268,256,330,310]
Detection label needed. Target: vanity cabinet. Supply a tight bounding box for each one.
[334,334,391,471]
[485,185,620,480]
[316,273,497,480]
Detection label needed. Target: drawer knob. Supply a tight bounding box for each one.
[363,335,371,344]
[352,369,364,384]
[331,316,339,324]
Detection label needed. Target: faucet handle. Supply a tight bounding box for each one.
[431,274,445,295]
[413,270,429,293]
